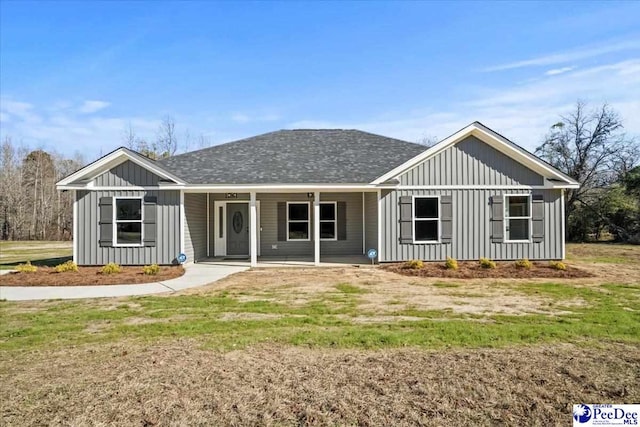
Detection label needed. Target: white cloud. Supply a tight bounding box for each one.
[0,100,161,160]
[287,59,640,151]
[231,113,250,124]
[78,100,111,114]
[0,99,41,123]
[545,66,574,76]
[231,112,281,124]
[482,39,640,72]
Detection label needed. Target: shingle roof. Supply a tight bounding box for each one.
[158,129,426,184]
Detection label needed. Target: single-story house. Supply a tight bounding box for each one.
[56,122,579,266]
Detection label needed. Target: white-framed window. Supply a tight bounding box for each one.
[413,196,439,243]
[320,202,337,241]
[114,197,143,246]
[504,194,531,242]
[287,202,310,241]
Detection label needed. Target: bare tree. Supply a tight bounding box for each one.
[535,101,639,240]
[0,137,83,241]
[197,133,213,149]
[121,122,137,149]
[156,115,178,157]
[417,134,438,148]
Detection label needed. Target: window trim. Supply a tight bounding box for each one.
[286,201,311,242]
[319,201,337,241]
[503,194,532,243]
[412,195,440,244]
[113,196,144,247]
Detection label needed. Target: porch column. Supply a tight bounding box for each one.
[314,191,320,266]
[250,191,258,267]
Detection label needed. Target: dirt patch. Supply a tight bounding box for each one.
[0,265,184,286]
[1,341,638,426]
[383,261,593,279]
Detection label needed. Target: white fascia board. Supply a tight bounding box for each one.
[371,122,580,187]
[181,184,380,192]
[56,183,386,192]
[56,147,186,188]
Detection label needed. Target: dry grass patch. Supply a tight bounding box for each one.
[182,267,589,316]
[567,243,640,264]
[0,265,184,286]
[1,341,638,426]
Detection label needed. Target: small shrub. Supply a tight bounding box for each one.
[100,262,122,275]
[54,260,78,273]
[16,261,38,273]
[479,257,496,269]
[514,259,532,270]
[549,260,567,270]
[403,259,424,270]
[444,257,458,270]
[142,264,160,275]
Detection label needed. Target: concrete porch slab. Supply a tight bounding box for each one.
[198,255,375,268]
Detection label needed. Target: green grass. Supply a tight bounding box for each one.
[335,283,369,294]
[1,280,638,353]
[0,241,72,269]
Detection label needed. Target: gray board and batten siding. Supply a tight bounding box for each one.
[379,189,563,262]
[94,160,162,186]
[380,135,562,261]
[399,136,544,186]
[76,190,181,265]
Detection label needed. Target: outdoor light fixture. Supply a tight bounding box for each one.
[307,192,314,198]
[225,193,238,199]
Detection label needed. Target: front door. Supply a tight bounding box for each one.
[226,203,249,256]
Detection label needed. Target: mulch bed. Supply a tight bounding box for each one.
[383,261,593,279]
[0,266,184,286]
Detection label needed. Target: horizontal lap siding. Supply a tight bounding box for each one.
[94,160,161,186]
[320,192,362,255]
[203,193,364,257]
[380,189,562,261]
[399,136,544,186]
[76,190,180,265]
[364,192,378,252]
[184,193,207,262]
[258,193,313,257]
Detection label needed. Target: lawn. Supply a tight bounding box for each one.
[0,240,72,269]
[1,243,639,425]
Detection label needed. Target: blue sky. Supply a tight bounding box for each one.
[1,1,639,160]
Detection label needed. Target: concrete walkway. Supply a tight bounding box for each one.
[0,264,248,301]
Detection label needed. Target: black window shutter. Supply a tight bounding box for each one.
[277,202,286,241]
[337,201,347,240]
[490,196,504,243]
[532,194,544,243]
[399,195,413,244]
[143,196,157,247]
[440,195,452,243]
[99,197,113,247]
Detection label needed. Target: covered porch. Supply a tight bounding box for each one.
[183,190,379,267]
[198,255,373,268]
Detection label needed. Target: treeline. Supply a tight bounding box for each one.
[1,104,638,243]
[0,116,211,241]
[0,138,84,240]
[536,102,640,243]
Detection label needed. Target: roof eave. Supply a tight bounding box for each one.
[56,147,187,189]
